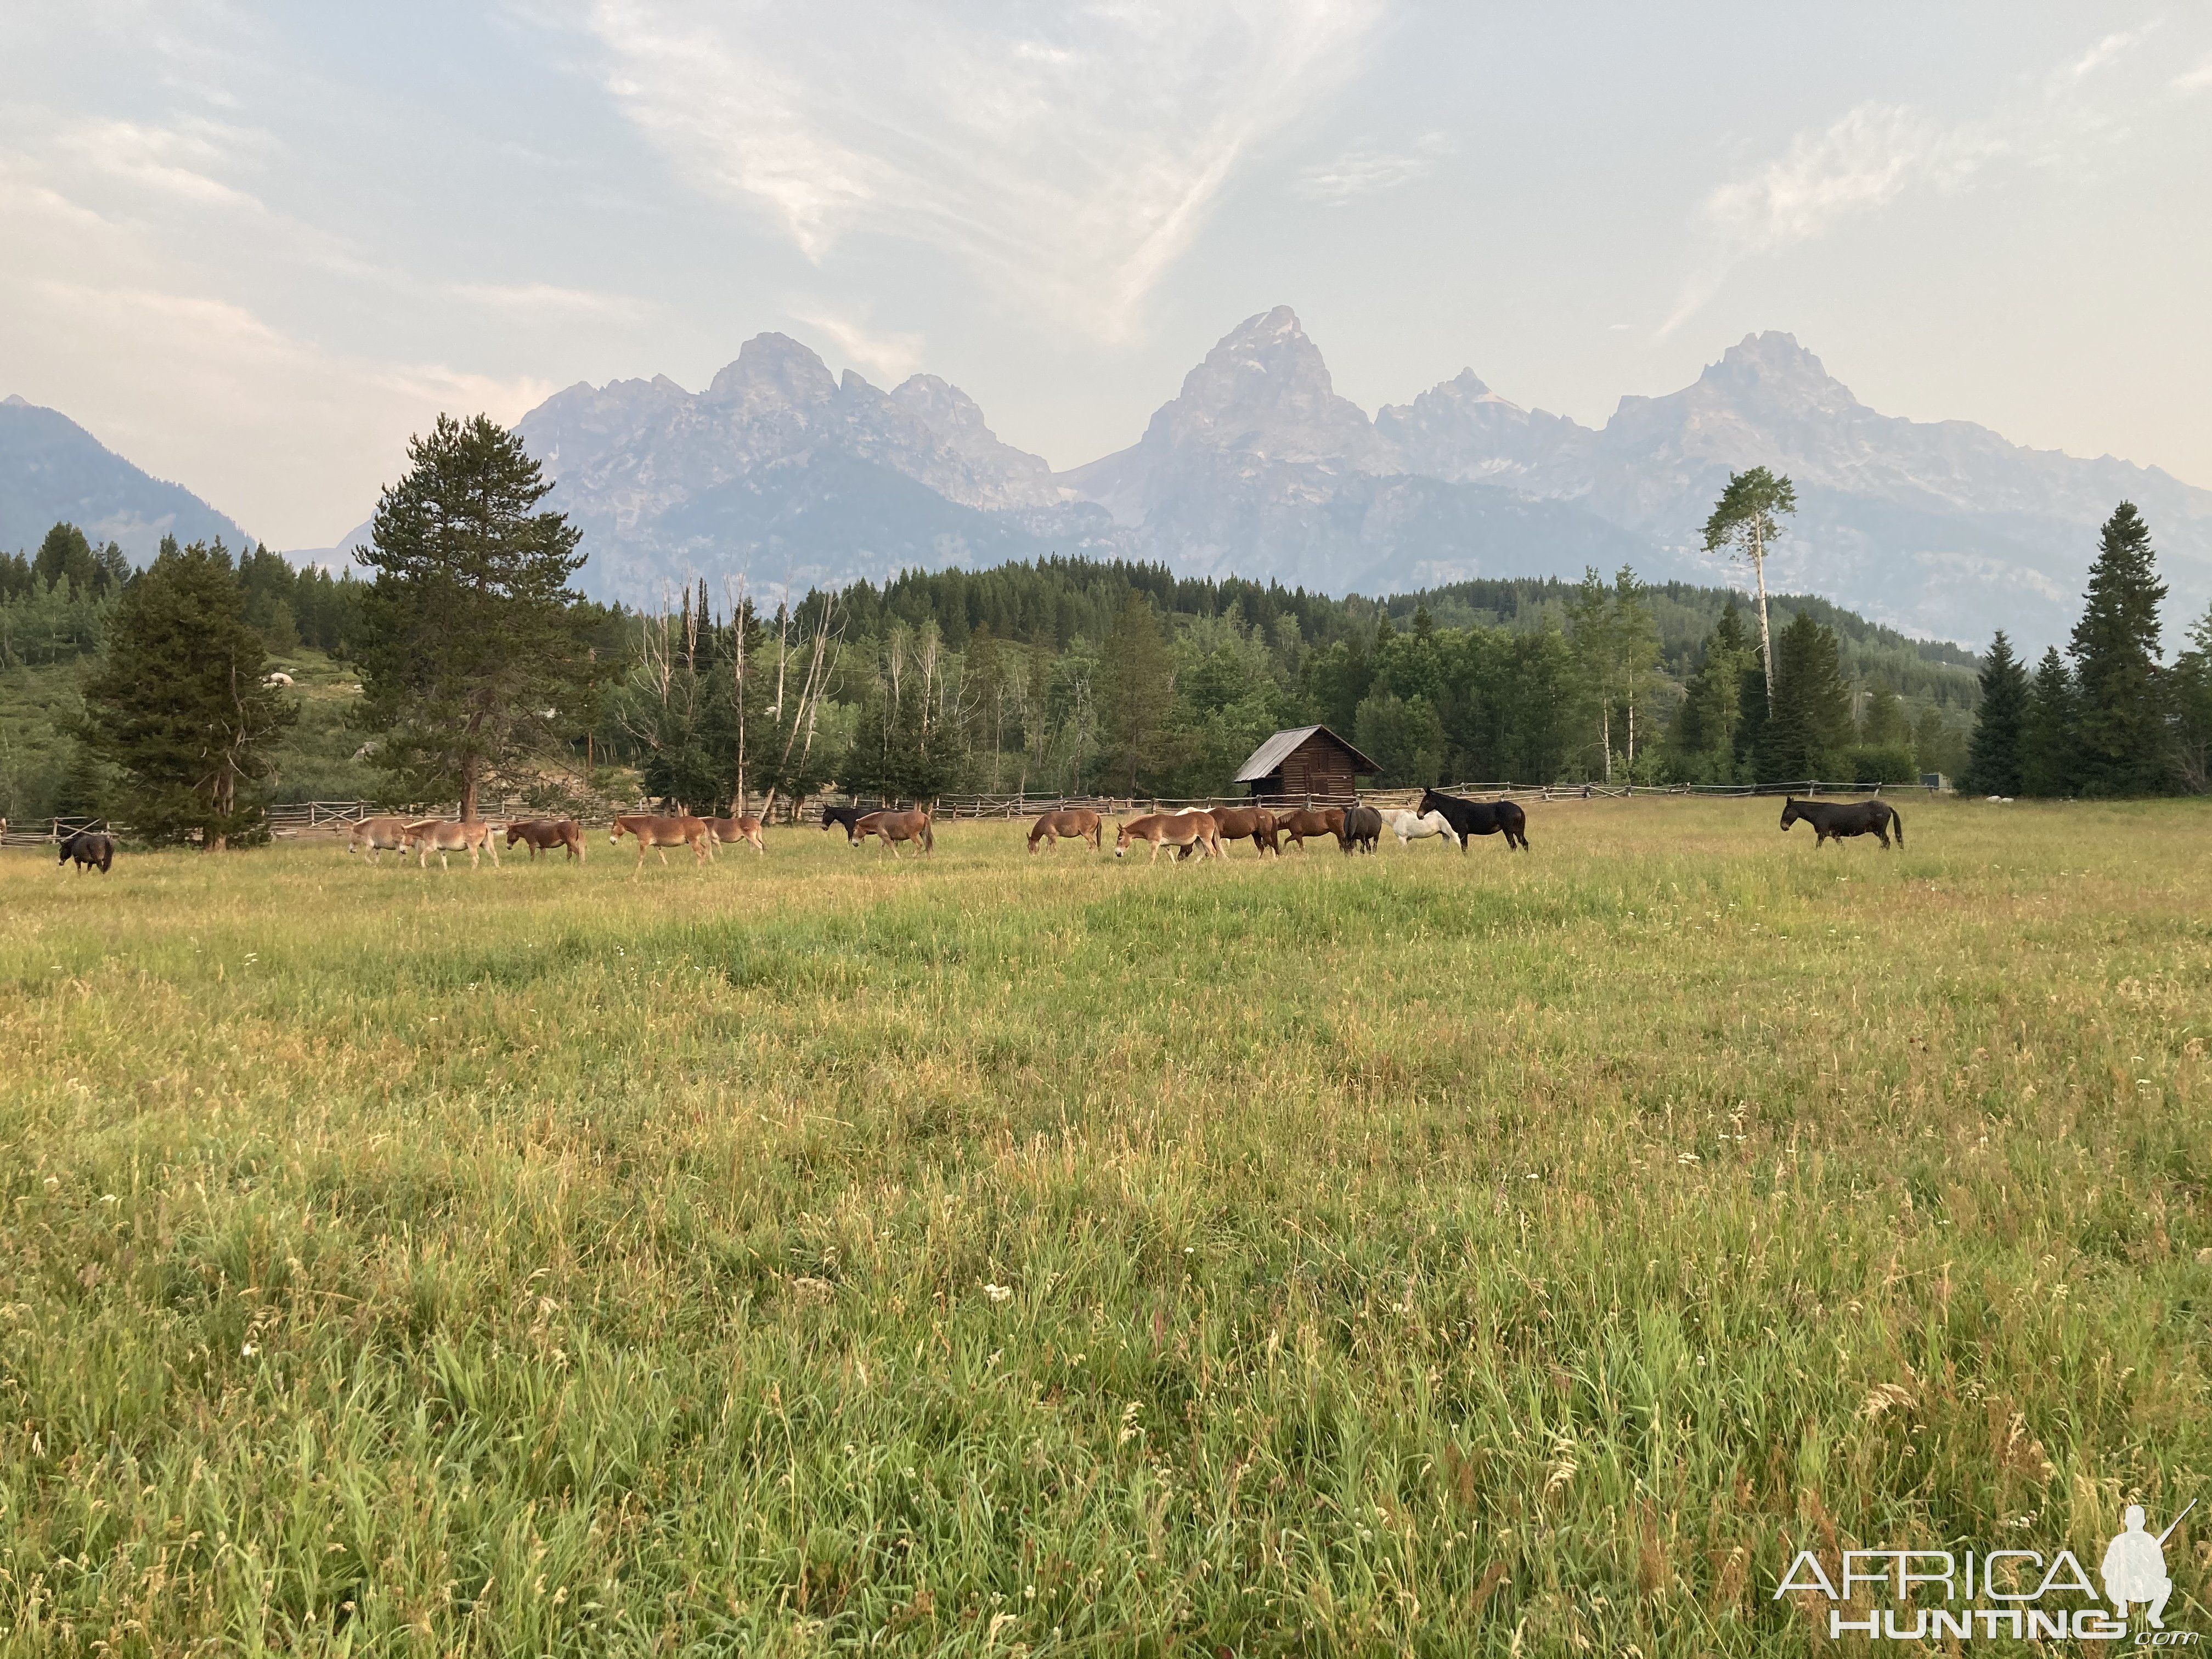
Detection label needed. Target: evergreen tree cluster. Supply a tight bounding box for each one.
[1960,503,2208,798]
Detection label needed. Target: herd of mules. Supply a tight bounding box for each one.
[19,788,1909,878]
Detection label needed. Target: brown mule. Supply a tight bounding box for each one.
[1114,811,1222,863]
[1027,808,1103,853]
[704,815,765,855]
[854,808,934,857]
[347,815,415,864]
[505,818,585,862]
[611,813,710,873]
[403,820,502,870]
[1273,806,1342,852]
[1206,805,1279,856]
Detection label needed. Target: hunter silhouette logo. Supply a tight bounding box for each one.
[2103,1501,2192,1629]
[1773,1497,2199,1641]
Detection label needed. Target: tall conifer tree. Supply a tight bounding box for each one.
[2021,647,2080,798]
[79,537,295,847]
[1758,612,1850,781]
[2068,501,2171,795]
[1961,631,2028,795]
[354,415,588,819]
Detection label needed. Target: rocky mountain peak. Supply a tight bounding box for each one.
[1142,305,1386,470]
[704,333,838,411]
[1697,331,1858,413]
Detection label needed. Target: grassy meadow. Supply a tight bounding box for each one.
[2,797,2209,1655]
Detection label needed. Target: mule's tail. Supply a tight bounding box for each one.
[1890,804,1904,848]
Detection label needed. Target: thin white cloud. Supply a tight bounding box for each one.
[450,281,654,324]
[1662,27,2163,336]
[1295,131,1451,205]
[60,115,272,209]
[791,308,925,384]
[2176,53,2212,93]
[580,0,1387,337]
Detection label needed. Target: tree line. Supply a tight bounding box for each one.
[16,413,2202,846]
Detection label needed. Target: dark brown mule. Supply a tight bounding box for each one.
[1114,811,1222,863]
[1273,806,1342,852]
[705,815,765,855]
[854,808,934,857]
[1780,796,1903,849]
[1336,803,1383,855]
[506,818,585,863]
[58,830,115,873]
[611,813,710,873]
[1028,808,1103,853]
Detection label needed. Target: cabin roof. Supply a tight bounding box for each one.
[1232,724,1382,783]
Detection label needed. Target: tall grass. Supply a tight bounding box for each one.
[1,798,2207,1654]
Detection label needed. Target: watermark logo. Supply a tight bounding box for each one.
[1773,1500,2197,1643]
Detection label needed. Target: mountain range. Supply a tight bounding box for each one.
[0,394,251,561]
[12,311,2210,648]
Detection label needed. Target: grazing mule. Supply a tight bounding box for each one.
[1114,811,1221,862]
[58,830,115,874]
[610,813,710,871]
[1336,803,1384,855]
[1386,808,1461,850]
[1417,788,1530,853]
[821,803,865,843]
[346,815,415,863]
[1272,806,1342,853]
[705,815,765,855]
[1027,808,1104,853]
[404,820,501,870]
[853,808,934,857]
[1780,796,1904,849]
[505,818,585,863]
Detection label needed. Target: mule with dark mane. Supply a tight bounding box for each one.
[1272,806,1342,852]
[506,818,585,862]
[1780,795,1904,849]
[1418,788,1530,852]
[1028,808,1103,853]
[821,803,865,843]
[58,830,115,874]
[1209,804,1280,856]
[854,808,934,857]
[1336,802,1383,855]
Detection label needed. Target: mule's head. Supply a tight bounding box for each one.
[1113,822,1133,857]
[1779,798,1801,832]
[608,821,625,844]
[1417,788,1442,817]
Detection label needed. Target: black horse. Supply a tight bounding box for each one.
[1780,796,1904,849]
[1337,802,1383,855]
[58,830,116,874]
[1417,788,1530,852]
[819,803,864,843]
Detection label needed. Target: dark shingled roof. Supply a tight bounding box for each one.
[1232,725,1381,783]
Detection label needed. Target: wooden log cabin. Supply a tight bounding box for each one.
[1233,725,1381,805]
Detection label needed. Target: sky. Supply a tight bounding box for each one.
[3,2,2209,551]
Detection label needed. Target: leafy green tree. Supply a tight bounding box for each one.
[1356,690,1448,786]
[1098,595,1176,793]
[2172,603,2212,795]
[1757,611,1850,781]
[1960,632,2028,795]
[78,538,295,847]
[2068,502,2171,795]
[1859,684,1909,747]
[354,414,589,819]
[2020,647,2079,798]
[1701,467,1797,696]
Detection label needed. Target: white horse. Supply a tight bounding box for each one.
[1386,808,1461,849]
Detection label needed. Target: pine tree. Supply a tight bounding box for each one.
[2020,647,2079,798]
[1669,601,1749,778]
[1098,594,1176,793]
[1758,611,1850,781]
[1960,631,2028,795]
[354,414,589,819]
[2068,502,2171,795]
[79,537,295,847]
[2170,603,2212,795]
